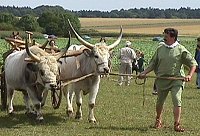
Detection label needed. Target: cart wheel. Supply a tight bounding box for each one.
[51,82,62,109]
[1,66,7,110]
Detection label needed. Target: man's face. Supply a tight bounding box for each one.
[163,33,175,45]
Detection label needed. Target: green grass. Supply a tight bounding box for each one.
[0,37,199,135]
[0,73,200,135]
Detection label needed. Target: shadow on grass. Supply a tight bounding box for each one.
[0,108,64,129]
[1,105,25,112]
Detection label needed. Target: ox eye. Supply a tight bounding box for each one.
[94,55,99,58]
[40,70,44,76]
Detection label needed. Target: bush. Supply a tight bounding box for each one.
[0,23,16,31]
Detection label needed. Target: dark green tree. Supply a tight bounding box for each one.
[0,12,18,25]
[16,14,40,31]
[37,11,80,37]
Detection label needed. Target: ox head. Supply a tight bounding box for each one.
[68,19,122,74]
[25,34,71,89]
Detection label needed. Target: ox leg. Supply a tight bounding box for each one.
[75,90,82,120]
[41,89,48,107]
[63,85,74,118]
[7,88,15,114]
[88,81,100,123]
[26,87,43,121]
[88,91,98,123]
[22,91,34,114]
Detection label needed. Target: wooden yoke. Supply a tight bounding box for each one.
[25,31,33,44]
[4,37,25,50]
[25,31,40,46]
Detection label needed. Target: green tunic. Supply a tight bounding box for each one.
[148,44,197,91]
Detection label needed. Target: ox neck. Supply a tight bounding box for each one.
[35,72,45,86]
[78,53,97,75]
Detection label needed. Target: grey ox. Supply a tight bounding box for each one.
[4,37,70,121]
[59,20,122,123]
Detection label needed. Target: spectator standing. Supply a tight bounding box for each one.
[132,50,140,75]
[137,51,145,73]
[195,37,200,89]
[47,35,60,53]
[118,41,136,86]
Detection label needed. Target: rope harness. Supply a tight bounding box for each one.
[102,72,185,106]
[57,72,185,107]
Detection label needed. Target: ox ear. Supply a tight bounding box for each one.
[27,63,39,72]
[83,49,92,57]
[57,60,62,67]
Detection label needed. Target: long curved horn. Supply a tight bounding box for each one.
[54,31,71,60]
[68,19,94,49]
[108,26,123,50]
[25,39,41,62]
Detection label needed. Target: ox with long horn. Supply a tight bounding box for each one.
[4,32,71,121]
[59,20,123,123]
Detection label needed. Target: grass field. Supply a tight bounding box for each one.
[0,72,200,136]
[80,18,200,36]
[0,18,200,135]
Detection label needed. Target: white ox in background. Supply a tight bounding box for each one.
[59,20,122,123]
[4,37,70,121]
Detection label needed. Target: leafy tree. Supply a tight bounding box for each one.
[37,11,80,37]
[0,12,18,25]
[33,5,66,16]
[16,14,40,31]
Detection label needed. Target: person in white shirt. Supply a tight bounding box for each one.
[118,41,136,86]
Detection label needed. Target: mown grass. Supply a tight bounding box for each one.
[80,18,200,36]
[0,72,200,136]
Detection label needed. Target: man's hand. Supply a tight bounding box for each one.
[184,75,192,82]
[138,72,146,79]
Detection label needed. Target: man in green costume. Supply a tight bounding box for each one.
[139,28,197,132]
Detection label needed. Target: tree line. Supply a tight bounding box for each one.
[75,7,200,19]
[0,5,80,37]
[1,5,200,19]
[0,5,200,37]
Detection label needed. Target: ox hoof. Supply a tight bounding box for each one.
[89,119,97,124]
[36,116,44,122]
[26,111,37,118]
[75,112,82,120]
[8,109,14,115]
[8,112,14,116]
[41,103,45,107]
[25,110,37,115]
[75,115,82,121]
[67,110,74,118]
